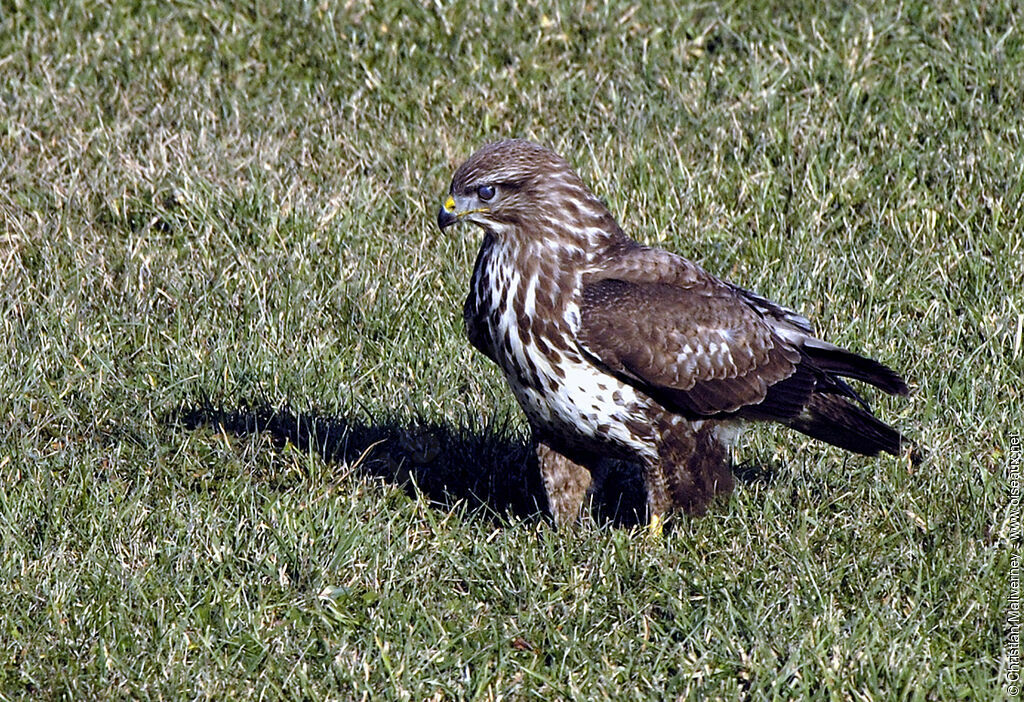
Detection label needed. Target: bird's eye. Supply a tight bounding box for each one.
[477,184,496,201]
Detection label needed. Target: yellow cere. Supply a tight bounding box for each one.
[444,194,456,212]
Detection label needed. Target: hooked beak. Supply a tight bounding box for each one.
[437,194,459,230]
[438,193,491,230]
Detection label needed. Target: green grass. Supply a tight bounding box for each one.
[2,0,1020,698]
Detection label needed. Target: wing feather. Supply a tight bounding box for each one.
[577,276,809,418]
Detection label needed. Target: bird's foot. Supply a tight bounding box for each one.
[646,513,665,539]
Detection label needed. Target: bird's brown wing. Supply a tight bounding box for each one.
[576,273,816,419]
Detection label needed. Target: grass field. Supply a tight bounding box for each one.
[2,0,1021,698]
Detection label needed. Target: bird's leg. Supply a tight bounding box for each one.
[643,461,672,537]
[535,442,592,528]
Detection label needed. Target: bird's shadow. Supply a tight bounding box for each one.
[175,401,779,528]
[175,401,553,523]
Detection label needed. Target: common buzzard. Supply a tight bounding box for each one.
[438,139,910,529]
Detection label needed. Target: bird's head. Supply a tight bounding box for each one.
[437,139,624,250]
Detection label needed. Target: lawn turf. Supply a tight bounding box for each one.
[1,0,1020,698]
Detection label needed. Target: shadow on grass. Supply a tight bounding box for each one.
[175,402,780,528]
[731,459,781,486]
[176,401,553,523]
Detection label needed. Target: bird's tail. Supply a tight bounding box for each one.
[784,392,910,458]
[801,339,909,396]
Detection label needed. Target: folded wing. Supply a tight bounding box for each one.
[576,250,910,456]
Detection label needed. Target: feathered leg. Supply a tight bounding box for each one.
[655,418,735,519]
[536,442,592,528]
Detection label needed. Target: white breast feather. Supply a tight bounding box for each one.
[488,267,656,458]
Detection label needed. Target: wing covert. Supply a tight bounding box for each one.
[577,277,812,418]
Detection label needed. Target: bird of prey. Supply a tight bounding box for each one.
[437,139,911,529]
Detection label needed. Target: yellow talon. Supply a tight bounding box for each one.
[647,513,664,538]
